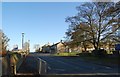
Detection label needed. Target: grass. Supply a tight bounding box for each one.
[53,52,79,56]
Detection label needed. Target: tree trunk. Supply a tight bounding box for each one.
[83,42,87,52]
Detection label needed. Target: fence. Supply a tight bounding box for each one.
[37,58,47,75]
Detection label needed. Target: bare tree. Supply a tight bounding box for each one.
[0,30,10,52]
[65,2,120,50]
[34,44,40,52]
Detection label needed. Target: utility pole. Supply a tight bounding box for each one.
[28,40,30,54]
[22,33,24,49]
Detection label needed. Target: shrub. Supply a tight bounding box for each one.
[92,49,107,57]
[112,50,120,57]
[0,51,7,57]
[76,52,92,57]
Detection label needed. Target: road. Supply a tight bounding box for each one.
[32,53,119,75]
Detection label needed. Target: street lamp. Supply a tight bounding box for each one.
[22,32,24,49]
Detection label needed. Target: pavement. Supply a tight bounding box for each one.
[17,55,38,74]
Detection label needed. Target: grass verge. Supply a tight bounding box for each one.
[53,52,79,56]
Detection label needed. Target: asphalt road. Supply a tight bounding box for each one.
[39,56,118,74]
[34,54,119,75]
[16,53,119,75]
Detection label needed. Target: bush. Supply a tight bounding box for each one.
[92,49,107,57]
[77,53,92,57]
[112,50,120,57]
[112,50,119,54]
[0,51,7,57]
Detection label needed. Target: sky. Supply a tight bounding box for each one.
[2,0,118,2]
[2,2,81,52]
[0,2,2,29]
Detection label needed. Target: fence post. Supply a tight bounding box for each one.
[11,64,16,75]
[37,58,47,75]
[44,61,47,73]
[38,58,42,74]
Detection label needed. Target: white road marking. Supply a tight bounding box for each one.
[105,66,112,69]
[48,66,51,70]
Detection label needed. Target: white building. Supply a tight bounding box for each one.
[23,41,30,54]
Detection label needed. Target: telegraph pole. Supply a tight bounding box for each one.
[28,40,30,54]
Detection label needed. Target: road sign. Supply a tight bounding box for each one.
[115,44,120,51]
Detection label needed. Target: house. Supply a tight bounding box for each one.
[41,40,67,54]
[51,41,66,53]
[42,44,51,53]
